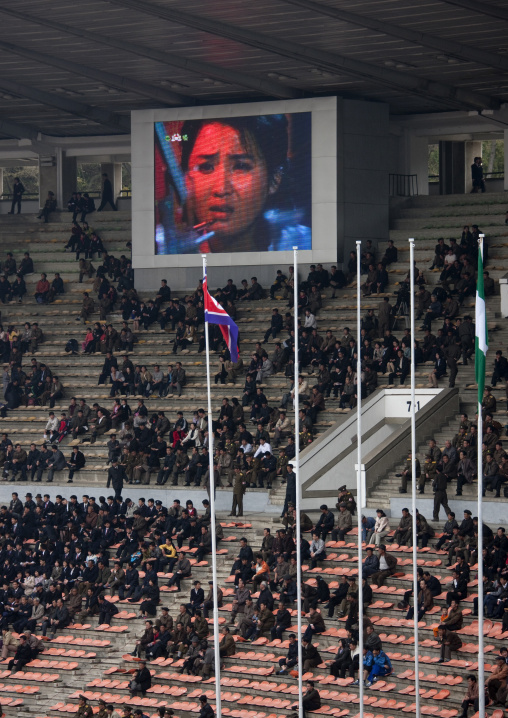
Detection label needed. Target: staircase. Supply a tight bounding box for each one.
[365,413,462,509]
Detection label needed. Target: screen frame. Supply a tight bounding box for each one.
[131,96,337,269]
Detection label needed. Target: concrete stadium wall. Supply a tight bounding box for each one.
[299,387,452,510]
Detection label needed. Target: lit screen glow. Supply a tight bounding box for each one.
[154,113,312,255]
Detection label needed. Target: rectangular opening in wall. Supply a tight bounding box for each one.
[428,143,439,185]
[121,162,131,197]
[481,139,504,181]
[77,162,102,197]
[2,165,39,199]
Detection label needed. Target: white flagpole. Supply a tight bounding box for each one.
[293,247,303,717]
[201,254,222,718]
[356,241,364,714]
[409,238,420,715]
[477,235,485,717]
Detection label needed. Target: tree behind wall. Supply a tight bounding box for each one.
[428,144,439,183]
[3,166,39,196]
[76,163,102,194]
[481,139,504,176]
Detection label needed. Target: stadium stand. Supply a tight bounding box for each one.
[0,191,504,718]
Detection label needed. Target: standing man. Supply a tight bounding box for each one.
[9,178,25,215]
[471,156,485,193]
[433,468,451,522]
[97,173,117,212]
[107,459,125,500]
[230,467,247,517]
[281,464,296,518]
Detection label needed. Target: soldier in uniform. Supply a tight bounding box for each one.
[97,700,108,718]
[452,426,467,451]
[397,450,421,494]
[122,449,137,484]
[482,386,497,416]
[245,454,258,488]
[459,413,472,433]
[76,695,93,718]
[433,468,451,521]
[217,448,233,487]
[230,467,247,517]
[171,448,190,486]
[336,485,357,515]
[422,454,437,494]
[276,448,288,479]
[300,425,313,448]
[282,505,313,534]
[224,436,238,459]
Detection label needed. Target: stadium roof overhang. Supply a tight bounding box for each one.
[0,0,507,139]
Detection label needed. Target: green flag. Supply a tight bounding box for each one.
[475,244,488,403]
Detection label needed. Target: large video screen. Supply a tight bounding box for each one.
[154,113,312,255]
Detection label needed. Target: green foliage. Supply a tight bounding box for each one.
[122,162,131,191]
[76,163,102,193]
[3,166,39,196]
[481,140,504,176]
[428,144,439,182]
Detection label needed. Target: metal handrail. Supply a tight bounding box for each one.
[1,192,39,200]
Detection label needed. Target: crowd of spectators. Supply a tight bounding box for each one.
[0,484,502,714]
[0,212,503,718]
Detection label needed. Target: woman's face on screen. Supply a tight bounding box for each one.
[185,122,276,243]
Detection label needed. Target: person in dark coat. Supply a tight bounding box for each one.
[66,447,86,484]
[270,601,292,640]
[9,178,24,215]
[98,173,117,212]
[97,595,119,625]
[292,679,321,717]
[107,460,125,500]
[129,660,152,695]
[7,633,32,671]
[471,156,485,193]
[198,695,214,718]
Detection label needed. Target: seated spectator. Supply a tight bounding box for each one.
[37,191,57,223]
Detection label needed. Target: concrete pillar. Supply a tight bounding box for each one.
[402,132,429,196]
[439,140,482,195]
[39,158,57,207]
[60,154,77,209]
[465,140,482,194]
[0,168,4,198]
[100,162,121,200]
[504,130,508,191]
[439,141,463,195]
[114,162,122,198]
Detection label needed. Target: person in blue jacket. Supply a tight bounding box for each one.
[366,647,393,687]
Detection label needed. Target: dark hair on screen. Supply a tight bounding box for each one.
[180,115,289,183]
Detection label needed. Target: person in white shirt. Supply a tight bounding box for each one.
[368,509,391,546]
[304,310,317,330]
[254,438,272,458]
[43,412,59,441]
[309,532,326,568]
